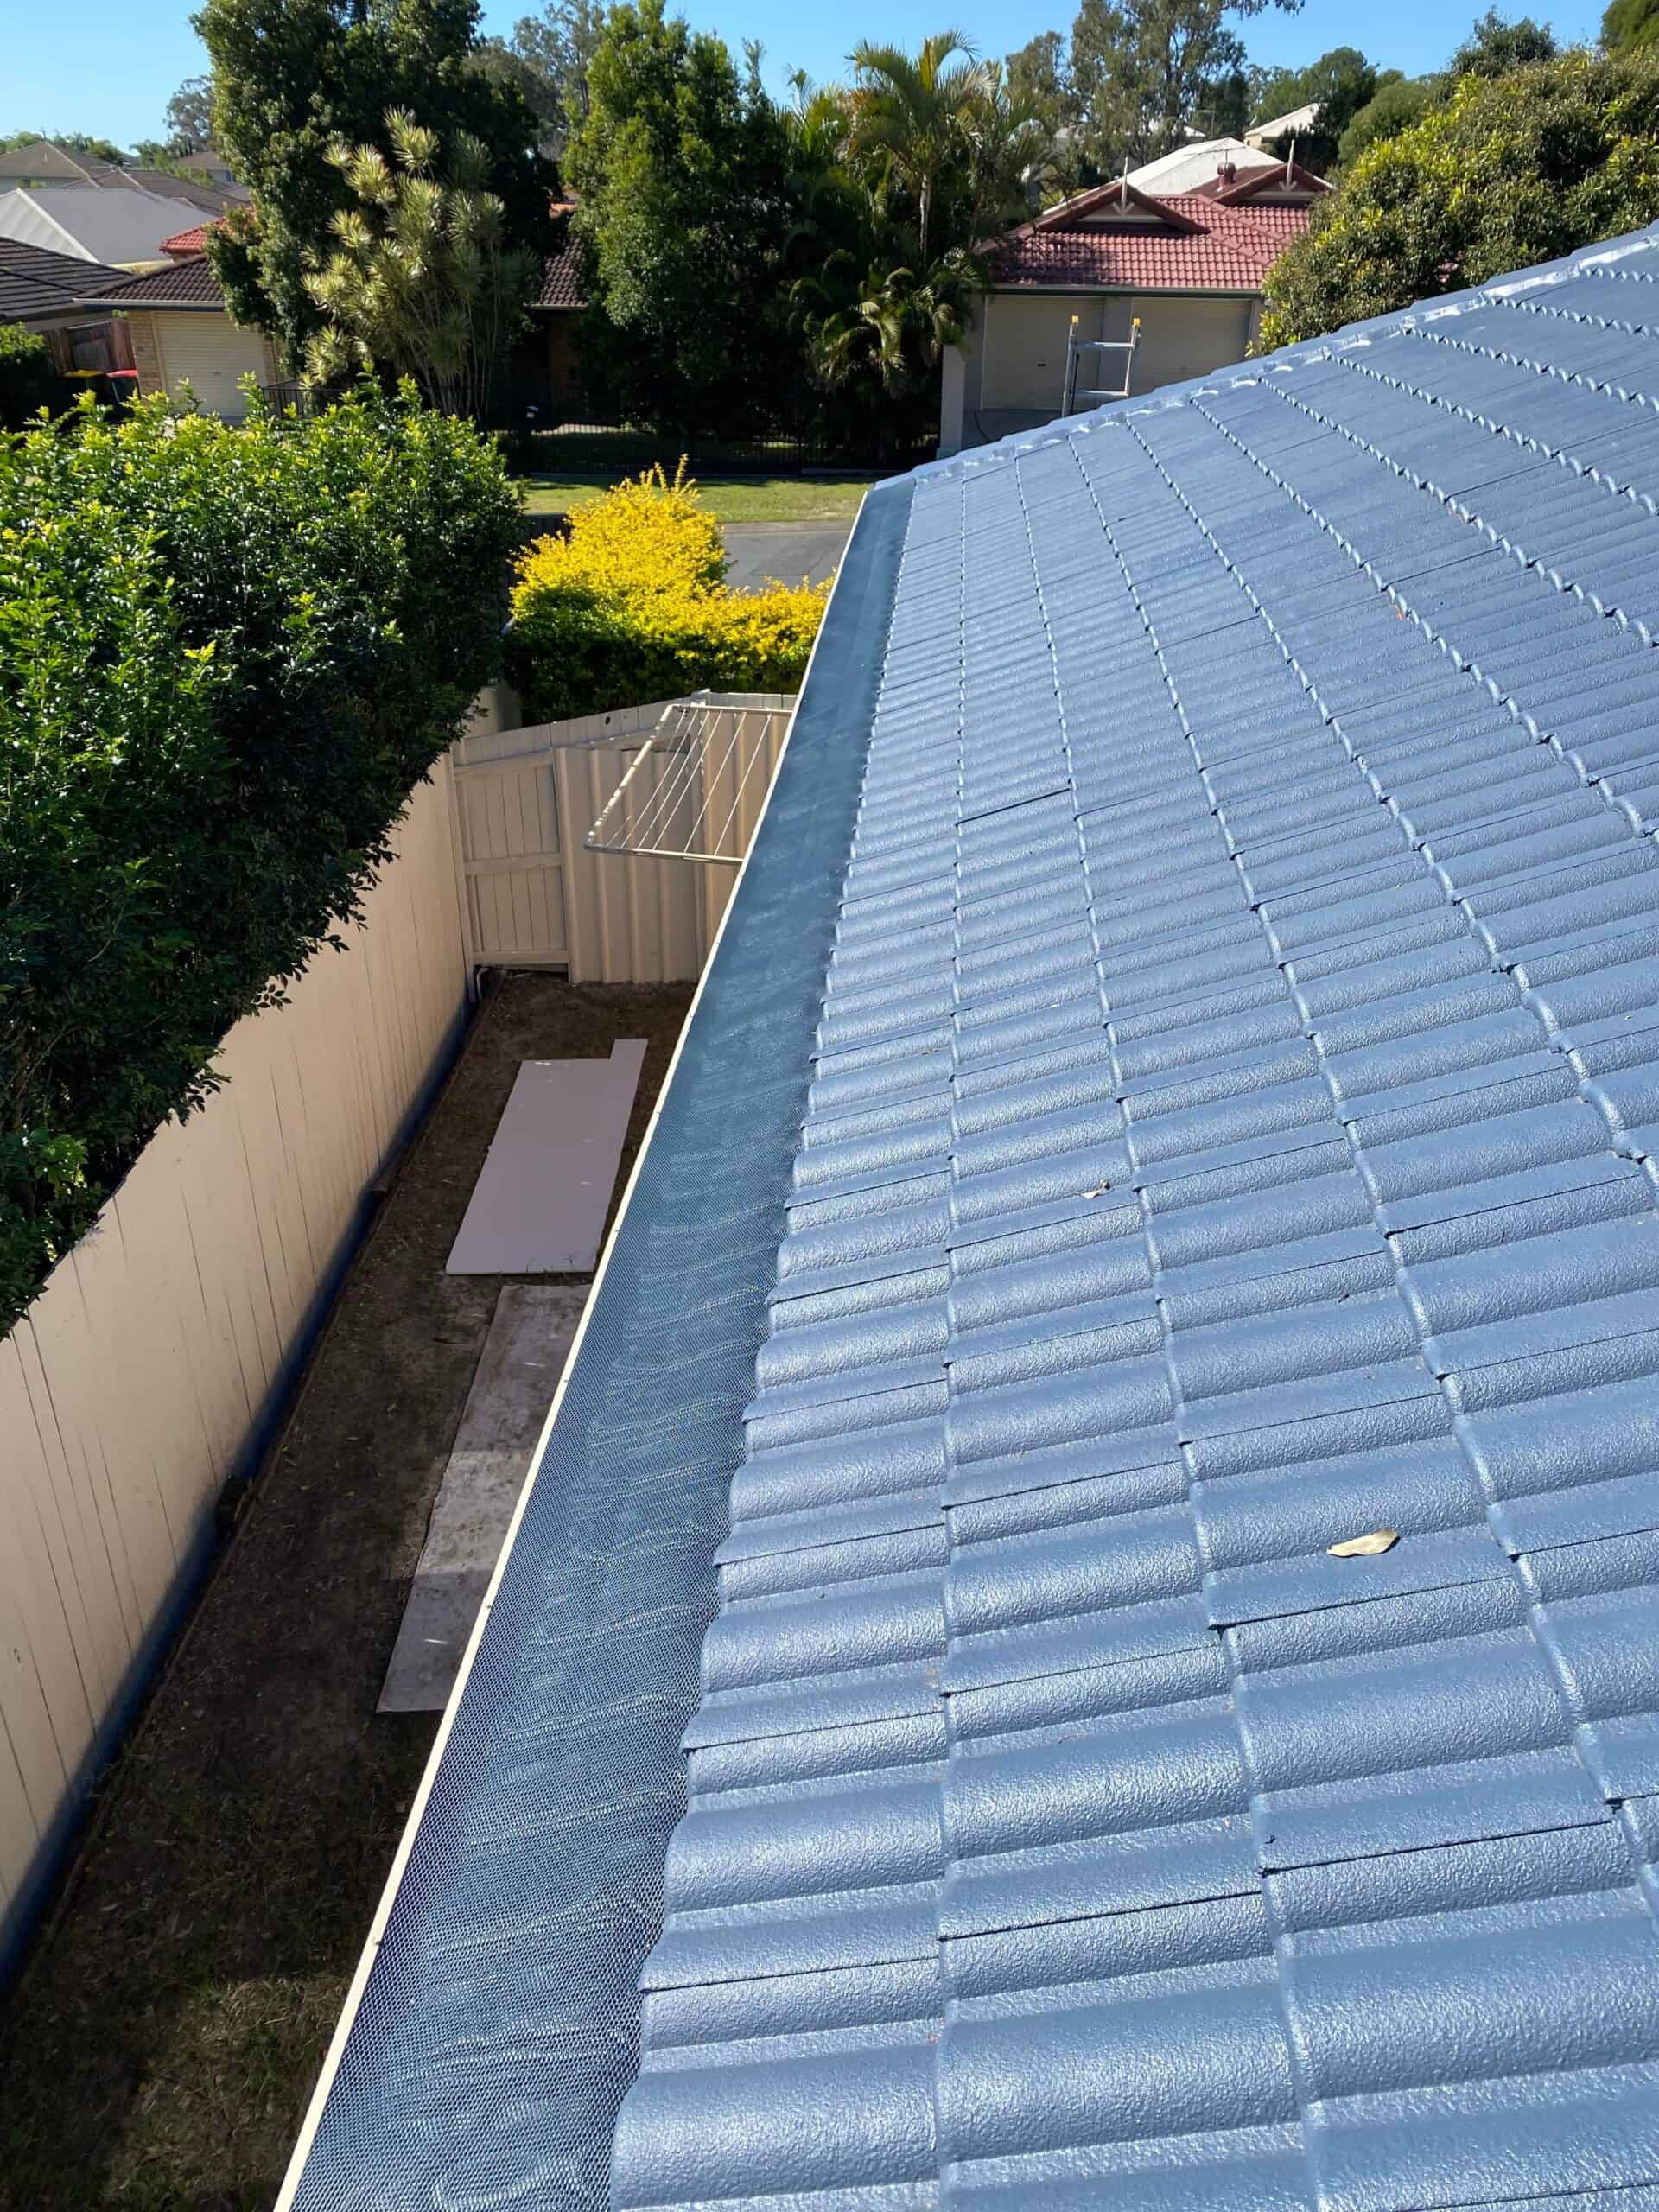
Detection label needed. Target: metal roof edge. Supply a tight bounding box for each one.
[277,477,913,2210]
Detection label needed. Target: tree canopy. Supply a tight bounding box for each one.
[1259,48,1659,348]
[1252,46,1378,167]
[164,74,217,151]
[1448,8,1558,76]
[563,0,798,432]
[1604,0,1659,51]
[476,0,607,143]
[195,0,555,369]
[1338,73,1435,166]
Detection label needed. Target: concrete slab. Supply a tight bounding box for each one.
[445,1039,645,1274]
[379,1282,588,1711]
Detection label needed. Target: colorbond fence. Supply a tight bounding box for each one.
[0,690,800,1964]
[0,762,471,1961]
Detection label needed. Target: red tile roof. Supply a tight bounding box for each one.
[162,223,212,256]
[1209,159,1332,205]
[987,189,1313,295]
[535,207,584,310]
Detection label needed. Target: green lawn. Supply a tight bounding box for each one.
[512,472,880,524]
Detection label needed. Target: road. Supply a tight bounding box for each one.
[723,521,853,593]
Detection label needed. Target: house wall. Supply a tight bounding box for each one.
[0,762,471,1971]
[125,310,165,397]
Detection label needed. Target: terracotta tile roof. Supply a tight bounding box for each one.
[162,223,212,256]
[1209,158,1333,204]
[535,209,585,310]
[987,188,1313,294]
[79,254,228,308]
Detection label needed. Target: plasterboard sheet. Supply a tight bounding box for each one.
[445,1039,645,1274]
[379,1283,587,1711]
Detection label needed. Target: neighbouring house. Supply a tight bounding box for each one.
[81,214,588,422]
[278,217,1659,2212]
[76,250,280,418]
[0,138,243,214]
[0,184,186,270]
[0,236,136,381]
[1124,133,1278,194]
[1246,97,1323,150]
[941,169,1325,454]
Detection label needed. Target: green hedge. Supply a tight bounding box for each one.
[0,385,520,1335]
[0,325,69,429]
[501,465,827,722]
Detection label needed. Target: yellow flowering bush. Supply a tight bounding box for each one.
[505,461,830,721]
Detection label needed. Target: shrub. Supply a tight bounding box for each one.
[0,384,520,1333]
[505,462,830,721]
[1260,51,1659,349]
[0,325,69,429]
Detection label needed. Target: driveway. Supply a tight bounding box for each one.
[724,521,852,593]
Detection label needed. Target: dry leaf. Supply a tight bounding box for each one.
[1327,1529,1400,1558]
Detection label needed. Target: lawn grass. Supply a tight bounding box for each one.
[512,472,879,524]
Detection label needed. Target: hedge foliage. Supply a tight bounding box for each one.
[505,464,830,721]
[1260,51,1659,348]
[0,325,68,430]
[0,385,520,1335]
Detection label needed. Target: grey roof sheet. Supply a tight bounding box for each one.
[287,221,1659,2212]
[0,236,127,319]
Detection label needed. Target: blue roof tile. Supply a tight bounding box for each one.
[284,223,1659,2212]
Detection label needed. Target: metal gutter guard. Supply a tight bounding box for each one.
[277,474,914,2212]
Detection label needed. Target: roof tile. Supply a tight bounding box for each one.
[286,219,1659,2212]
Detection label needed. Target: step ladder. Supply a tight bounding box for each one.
[1061,315,1141,416]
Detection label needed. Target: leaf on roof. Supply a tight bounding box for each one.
[1327,1528,1400,1557]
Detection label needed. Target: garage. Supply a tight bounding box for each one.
[979,292,1103,416]
[157,312,271,420]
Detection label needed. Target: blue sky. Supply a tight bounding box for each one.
[6,0,1611,153]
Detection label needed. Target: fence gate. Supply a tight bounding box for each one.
[450,693,796,984]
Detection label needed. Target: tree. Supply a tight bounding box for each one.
[1448,8,1558,77]
[1259,48,1659,348]
[165,73,216,150]
[1251,45,1378,167]
[564,0,797,432]
[793,248,980,458]
[1068,0,1301,175]
[1605,0,1659,48]
[303,110,536,416]
[196,0,556,369]
[0,130,128,164]
[846,32,995,263]
[478,0,607,142]
[1338,73,1433,164]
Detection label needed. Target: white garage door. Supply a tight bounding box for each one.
[980,294,1102,416]
[1129,297,1255,394]
[159,314,270,420]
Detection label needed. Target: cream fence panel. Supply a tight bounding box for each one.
[453,695,796,983]
[0,762,469,1944]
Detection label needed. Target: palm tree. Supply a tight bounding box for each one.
[793,245,982,457]
[847,30,994,264]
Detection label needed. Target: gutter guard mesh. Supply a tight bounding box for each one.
[286,480,912,2212]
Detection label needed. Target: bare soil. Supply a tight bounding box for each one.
[0,975,691,2212]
